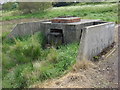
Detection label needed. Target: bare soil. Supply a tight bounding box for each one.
[31,47,118,88]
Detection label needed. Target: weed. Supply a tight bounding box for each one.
[46,48,58,63]
[93,56,99,60]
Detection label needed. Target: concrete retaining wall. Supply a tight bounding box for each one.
[7,21,43,38]
[77,22,115,60]
[7,19,115,61]
[41,19,102,44]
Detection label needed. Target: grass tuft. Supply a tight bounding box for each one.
[73,59,95,72]
[46,48,58,63]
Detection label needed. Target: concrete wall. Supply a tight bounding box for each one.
[40,23,81,44]
[7,19,102,45]
[7,21,43,38]
[41,20,102,44]
[77,22,115,60]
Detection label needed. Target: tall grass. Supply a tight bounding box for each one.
[2,31,79,88]
[2,32,45,77]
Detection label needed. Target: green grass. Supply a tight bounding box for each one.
[2,3,118,23]
[2,31,79,88]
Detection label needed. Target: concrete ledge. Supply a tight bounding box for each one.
[77,22,115,60]
[7,20,47,38]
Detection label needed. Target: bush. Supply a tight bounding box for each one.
[2,2,18,10]
[52,2,74,7]
[19,2,52,14]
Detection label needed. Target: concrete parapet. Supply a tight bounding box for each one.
[77,22,115,60]
[7,21,43,38]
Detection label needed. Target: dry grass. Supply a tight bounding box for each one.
[31,59,99,88]
[31,57,113,88]
[46,48,58,63]
[32,67,108,88]
[72,59,96,72]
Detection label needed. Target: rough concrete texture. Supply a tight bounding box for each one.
[41,19,102,44]
[77,22,115,60]
[7,19,102,43]
[7,21,42,38]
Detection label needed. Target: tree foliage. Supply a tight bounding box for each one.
[19,2,52,14]
[52,2,75,7]
[2,2,18,10]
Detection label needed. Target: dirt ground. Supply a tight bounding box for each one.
[32,48,118,88]
[2,19,119,88]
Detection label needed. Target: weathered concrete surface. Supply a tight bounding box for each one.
[41,19,102,44]
[7,19,102,44]
[7,21,42,38]
[77,22,115,60]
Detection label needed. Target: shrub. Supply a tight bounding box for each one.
[2,2,12,10]
[2,2,18,10]
[19,2,52,14]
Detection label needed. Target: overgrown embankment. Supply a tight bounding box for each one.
[1,3,118,23]
[2,32,79,88]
